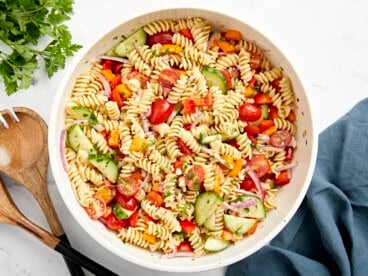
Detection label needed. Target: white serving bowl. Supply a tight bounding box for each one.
[49,8,317,272]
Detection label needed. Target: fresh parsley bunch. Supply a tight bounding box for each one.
[0,0,82,95]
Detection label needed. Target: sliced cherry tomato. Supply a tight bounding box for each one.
[185,165,205,190]
[221,70,232,89]
[112,62,123,75]
[176,241,193,252]
[259,120,274,132]
[159,68,181,91]
[271,77,282,92]
[254,93,272,105]
[127,71,150,88]
[130,170,143,181]
[275,170,291,186]
[110,87,124,108]
[144,214,154,223]
[101,59,114,70]
[241,175,256,191]
[149,98,175,125]
[269,106,279,119]
[148,31,174,46]
[239,103,262,122]
[115,193,137,211]
[244,124,260,136]
[179,220,196,234]
[197,93,214,107]
[110,74,122,89]
[183,124,191,130]
[248,135,257,147]
[177,138,193,155]
[146,191,163,207]
[128,210,139,227]
[270,130,292,148]
[182,98,196,114]
[179,28,194,40]
[250,52,261,70]
[285,146,294,162]
[249,153,270,178]
[105,213,127,230]
[117,176,139,197]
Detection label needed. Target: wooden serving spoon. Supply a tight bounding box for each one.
[0,107,85,275]
[0,176,117,276]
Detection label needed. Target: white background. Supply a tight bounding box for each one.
[0,0,367,275]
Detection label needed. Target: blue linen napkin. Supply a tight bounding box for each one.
[226,98,368,276]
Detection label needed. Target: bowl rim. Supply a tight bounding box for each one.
[48,7,318,272]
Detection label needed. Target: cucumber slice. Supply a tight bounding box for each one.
[112,203,135,219]
[202,66,228,94]
[199,134,222,145]
[194,192,223,226]
[71,106,98,126]
[88,154,118,183]
[260,104,269,119]
[236,195,266,219]
[223,214,257,234]
[204,236,230,252]
[114,28,147,57]
[67,124,96,154]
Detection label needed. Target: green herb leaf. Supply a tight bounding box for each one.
[0,0,82,95]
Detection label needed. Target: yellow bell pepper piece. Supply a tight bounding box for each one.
[161,44,183,55]
[222,155,235,169]
[143,233,157,244]
[245,87,256,98]
[95,187,115,204]
[213,175,221,194]
[130,137,147,152]
[229,158,243,177]
[108,129,120,148]
[101,69,116,82]
[115,83,132,99]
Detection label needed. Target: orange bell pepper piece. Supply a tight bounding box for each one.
[161,44,183,55]
[229,158,243,177]
[101,69,116,82]
[143,233,157,244]
[108,129,120,148]
[95,187,115,204]
[115,83,132,99]
[217,41,236,53]
[224,29,243,41]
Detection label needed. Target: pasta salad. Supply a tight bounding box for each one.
[62,17,297,257]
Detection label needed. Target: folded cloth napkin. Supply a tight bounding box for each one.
[226,98,368,276]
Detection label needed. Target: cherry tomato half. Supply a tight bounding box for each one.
[105,213,127,230]
[159,68,181,91]
[221,70,232,90]
[248,153,271,178]
[149,98,175,125]
[250,52,261,70]
[275,170,291,186]
[148,31,174,46]
[115,193,137,211]
[241,176,257,191]
[146,191,163,207]
[128,210,139,227]
[185,165,205,190]
[84,196,106,220]
[179,28,194,40]
[176,241,193,252]
[270,130,292,148]
[239,103,262,122]
[179,220,196,234]
[127,71,150,88]
[117,177,139,197]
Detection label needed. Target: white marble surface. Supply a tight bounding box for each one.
[0,0,367,275]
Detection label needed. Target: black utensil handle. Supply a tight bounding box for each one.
[55,240,118,276]
[58,234,85,276]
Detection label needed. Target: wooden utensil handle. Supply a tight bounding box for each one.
[55,240,118,276]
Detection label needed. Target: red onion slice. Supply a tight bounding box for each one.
[206,32,219,52]
[60,130,67,172]
[247,169,264,201]
[280,161,298,171]
[223,202,237,212]
[262,146,284,152]
[98,55,129,64]
[95,71,111,98]
[93,123,105,132]
[230,197,258,209]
